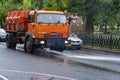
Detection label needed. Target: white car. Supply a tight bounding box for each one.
[66,33,83,50]
[0,28,7,42]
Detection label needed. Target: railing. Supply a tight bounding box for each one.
[78,34,120,50]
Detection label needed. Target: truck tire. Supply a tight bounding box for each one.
[25,37,35,53]
[50,46,55,50]
[11,43,17,49]
[6,34,17,49]
[50,46,64,52]
[56,47,64,52]
[6,35,12,48]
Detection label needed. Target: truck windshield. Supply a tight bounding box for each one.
[37,14,66,24]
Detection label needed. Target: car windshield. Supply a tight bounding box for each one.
[70,33,78,37]
[37,14,66,24]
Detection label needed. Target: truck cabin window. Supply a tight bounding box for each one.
[37,14,66,24]
[28,15,34,23]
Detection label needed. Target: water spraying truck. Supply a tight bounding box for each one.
[5,10,70,53]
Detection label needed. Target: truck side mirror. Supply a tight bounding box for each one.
[68,16,72,25]
[28,15,33,23]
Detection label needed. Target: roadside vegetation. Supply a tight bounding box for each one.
[0,0,120,34]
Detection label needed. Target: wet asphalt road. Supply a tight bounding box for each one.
[0,42,120,80]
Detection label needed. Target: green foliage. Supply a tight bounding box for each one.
[68,0,120,33]
[0,0,19,26]
[0,0,36,27]
[21,0,35,10]
[0,0,120,33]
[43,0,69,11]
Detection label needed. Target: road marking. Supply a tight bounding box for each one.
[0,69,76,80]
[0,75,8,80]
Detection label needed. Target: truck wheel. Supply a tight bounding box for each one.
[50,46,64,52]
[6,34,17,49]
[57,47,64,52]
[25,37,35,53]
[50,46,55,50]
[11,43,17,49]
[6,35,12,48]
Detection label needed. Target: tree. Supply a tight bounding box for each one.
[1,0,120,33]
[43,0,69,11]
[0,0,20,26]
[69,0,120,34]
[20,0,35,10]
[0,0,36,27]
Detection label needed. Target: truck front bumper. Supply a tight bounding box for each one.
[34,38,68,48]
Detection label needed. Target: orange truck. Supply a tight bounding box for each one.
[5,10,70,53]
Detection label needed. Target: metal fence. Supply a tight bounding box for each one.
[78,34,120,50]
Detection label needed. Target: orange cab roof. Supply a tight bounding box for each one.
[29,10,65,15]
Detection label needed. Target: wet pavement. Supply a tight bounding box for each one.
[0,70,74,80]
[0,42,120,80]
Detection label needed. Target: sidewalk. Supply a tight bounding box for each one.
[81,45,120,54]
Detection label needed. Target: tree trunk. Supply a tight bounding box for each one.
[85,0,94,34]
[86,12,94,34]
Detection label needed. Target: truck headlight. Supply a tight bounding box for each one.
[40,41,45,44]
[65,40,71,44]
[65,40,69,44]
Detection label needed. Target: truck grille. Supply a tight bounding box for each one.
[44,33,63,38]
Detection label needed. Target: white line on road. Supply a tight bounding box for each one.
[0,69,76,80]
[0,75,8,80]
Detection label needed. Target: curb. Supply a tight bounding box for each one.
[69,58,120,74]
[81,46,120,54]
